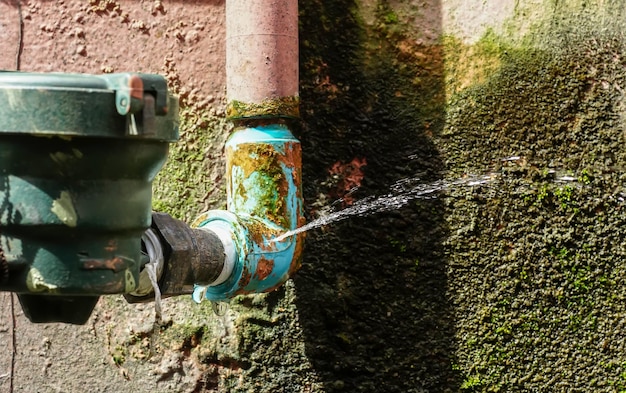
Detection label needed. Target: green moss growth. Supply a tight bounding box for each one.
[442,15,626,392]
[152,105,229,221]
[160,322,206,350]
[443,30,508,96]
[111,346,126,366]
[227,97,300,120]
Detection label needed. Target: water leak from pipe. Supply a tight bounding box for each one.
[270,174,495,244]
[270,156,583,244]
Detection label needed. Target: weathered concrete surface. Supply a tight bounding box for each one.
[2,0,626,392]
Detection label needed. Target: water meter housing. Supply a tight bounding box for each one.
[0,72,178,323]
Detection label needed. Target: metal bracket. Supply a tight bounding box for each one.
[104,73,169,117]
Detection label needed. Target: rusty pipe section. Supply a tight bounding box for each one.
[192,124,304,301]
[191,0,303,302]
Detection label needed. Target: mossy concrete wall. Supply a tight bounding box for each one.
[2,0,626,392]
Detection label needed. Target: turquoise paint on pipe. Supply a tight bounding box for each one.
[192,124,304,301]
[190,0,301,302]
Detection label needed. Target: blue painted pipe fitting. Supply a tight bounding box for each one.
[192,124,304,302]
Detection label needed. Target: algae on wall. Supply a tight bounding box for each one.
[292,1,626,392]
[151,103,229,223]
[440,3,626,392]
[295,0,459,392]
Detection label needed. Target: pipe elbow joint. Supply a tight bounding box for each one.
[192,124,304,302]
[192,210,303,302]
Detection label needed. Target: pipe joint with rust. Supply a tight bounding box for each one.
[124,212,228,303]
[192,124,304,302]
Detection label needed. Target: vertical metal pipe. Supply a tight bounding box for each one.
[225,0,299,119]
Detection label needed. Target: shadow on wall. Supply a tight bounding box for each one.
[296,1,459,392]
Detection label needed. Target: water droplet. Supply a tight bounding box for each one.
[211,301,228,316]
[192,285,207,303]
